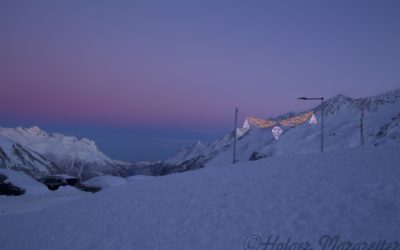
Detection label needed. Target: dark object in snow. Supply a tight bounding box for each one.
[38,176,65,191]
[0,180,25,196]
[249,151,272,161]
[38,175,101,193]
[65,177,80,187]
[0,173,25,196]
[0,173,7,183]
[78,184,101,193]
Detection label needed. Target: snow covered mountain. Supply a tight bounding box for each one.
[0,135,59,178]
[0,127,131,180]
[1,89,398,179]
[159,88,400,174]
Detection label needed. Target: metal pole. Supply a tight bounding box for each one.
[360,108,364,146]
[233,107,238,164]
[321,98,324,153]
[297,96,325,153]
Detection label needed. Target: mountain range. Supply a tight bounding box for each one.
[157,88,400,173]
[0,127,131,180]
[1,88,399,179]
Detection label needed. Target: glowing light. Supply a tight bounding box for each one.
[271,126,283,140]
[279,111,314,127]
[246,111,314,129]
[309,113,317,125]
[247,116,276,128]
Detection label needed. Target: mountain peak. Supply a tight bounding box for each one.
[162,88,400,174]
[0,127,129,180]
[26,126,45,135]
[195,141,204,147]
[328,94,352,102]
[310,94,353,116]
[13,126,48,137]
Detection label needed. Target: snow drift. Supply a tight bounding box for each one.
[0,144,399,249]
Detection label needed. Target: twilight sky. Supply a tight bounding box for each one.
[1,0,399,162]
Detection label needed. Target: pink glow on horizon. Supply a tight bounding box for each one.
[1,1,399,128]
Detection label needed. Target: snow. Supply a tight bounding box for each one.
[0,169,48,195]
[0,134,13,152]
[0,126,131,179]
[0,136,53,178]
[0,144,399,249]
[0,89,399,248]
[165,89,400,168]
[84,175,127,189]
[165,141,208,165]
[127,175,156,181]
[0,169,90,216]
[0,186,89,216]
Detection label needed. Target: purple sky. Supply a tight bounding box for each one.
[1,1,399,161]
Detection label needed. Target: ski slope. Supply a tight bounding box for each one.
[1,144,399,249]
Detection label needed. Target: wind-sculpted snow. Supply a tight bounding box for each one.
[83,175,127,189]
[0,145,399,249]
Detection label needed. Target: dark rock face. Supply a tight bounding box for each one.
[47,160,130,181]
[0,183,25,196]
[126,157,208,177]
[0,174,25,196]
[0,147,11,166]
[155,156,207,176]
[38,175,101,193]
[77,185,101,193]
[376,113,400,138]
[38,176,65,191]
[0,142,58,179]
[0,173,6,183]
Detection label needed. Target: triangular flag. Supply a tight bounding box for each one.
[309,113,317,125]
[243,119,250,129]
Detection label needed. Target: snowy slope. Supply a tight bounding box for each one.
[0,135,58,178]
[0,169,49,195]
[0,127,131,179]
[0,168,89,215]
[163,89,400,171]
[0,144,399,249]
